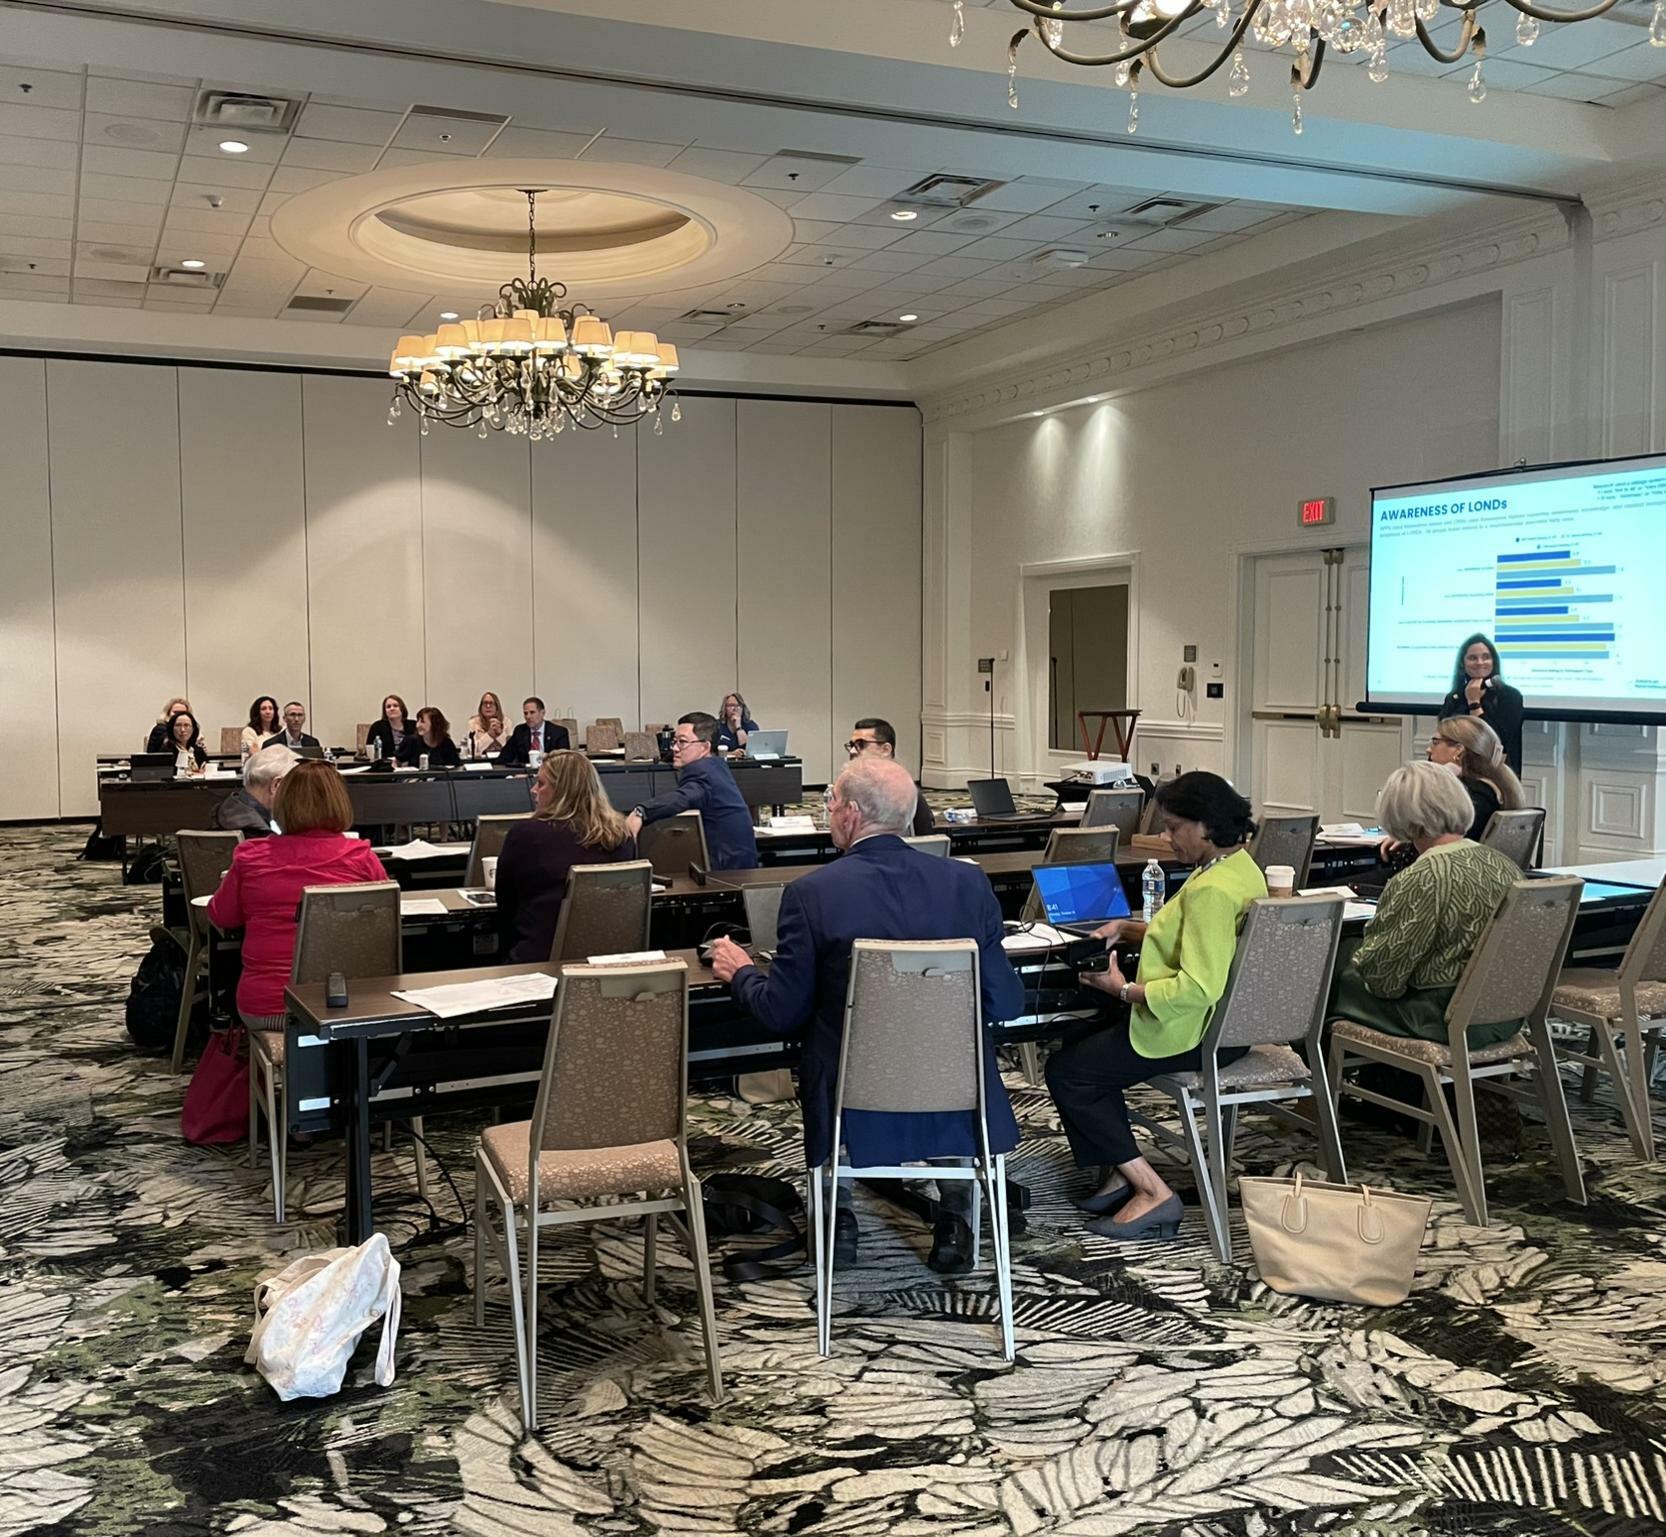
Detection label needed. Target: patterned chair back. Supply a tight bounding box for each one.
[637,812,709,877]
[1207,896,1344,1052]
[219,726,242,755]
[1082,789,1143,840]
[902,834,950,857]
[741,884,786,952]
[1446,877,1581,1033]
[836,940,982,1119]
[554,718,579,748]
[622,731,658,762]
[587,723,622,752]
[291,881,402,984]
[549,860,654,963]
[1619,879,1666,992]
[531,961,688,1151]
[1479,808,1545,872]
[466,813,529,887]
[1250,813,1320,887]
[177,830,242,935]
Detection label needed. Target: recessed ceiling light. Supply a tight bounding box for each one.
[218,139,249,155]
[898,313,919,322]
[438,311,459,321]
[180,258,206,270]
[889,208,919,222]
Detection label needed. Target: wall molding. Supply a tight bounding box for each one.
[1136,718,1226,741]
[1586,175,1666,244]
[919,205,1570,429]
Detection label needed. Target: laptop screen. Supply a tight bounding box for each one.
[967,778,1018,817]
[747,729,787,759]
[1032,862,1131,926]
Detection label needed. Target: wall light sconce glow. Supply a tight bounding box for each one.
[889,208,919,222]
[899,313,919,322]
[180,258,206,270]
[218,140,249,154]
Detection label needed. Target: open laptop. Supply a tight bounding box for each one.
[745,729,788,761]
[129,752,175,782]
[1031,860,1133,938]
[967,776,1029,821]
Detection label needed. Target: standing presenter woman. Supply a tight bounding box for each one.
[1437,634,1523,776]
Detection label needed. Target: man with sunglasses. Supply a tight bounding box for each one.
[847,717,935,838]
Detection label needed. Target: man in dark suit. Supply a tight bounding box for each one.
[263,700,320,751]
[709,756,1022,1271]
[497,696,571,766]
[626,712,758,871]
[847,716,935,837]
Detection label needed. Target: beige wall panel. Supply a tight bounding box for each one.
[832,406,923,775]
[737,401,832,784]
[0,356,60,819]
[49,359,185,816]
[421,427,535,732]
[637,396,738,729]
[178,368,309,754]
[530,428,639,728]
[302,375,425,748]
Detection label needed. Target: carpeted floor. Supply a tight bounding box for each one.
[4,822,1666,1536]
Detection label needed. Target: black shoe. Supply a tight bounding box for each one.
[927,1213,973,1275]
[1072,1183,1133,1216]
[833,1209,859,1266]
[1086,1193,1184,1241]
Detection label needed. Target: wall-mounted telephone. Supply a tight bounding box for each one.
[1176,664,1196,691]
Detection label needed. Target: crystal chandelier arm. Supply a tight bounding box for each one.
[1010,0,1151,20]
[1502,0,1624,20]
[1030,9,1195,66]
[1292,37,1326,90]
[1139,3,1265,89]
[1414,10,1477,61]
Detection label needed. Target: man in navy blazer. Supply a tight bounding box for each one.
[710,756,1022,1271]
[497,696,571,766]
[626,712,758,870]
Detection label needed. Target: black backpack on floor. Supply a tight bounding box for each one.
[125,937,195,1054]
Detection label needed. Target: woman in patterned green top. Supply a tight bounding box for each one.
[1331,760,1522,1046]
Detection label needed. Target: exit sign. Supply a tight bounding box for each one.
[1299,496,1335,528]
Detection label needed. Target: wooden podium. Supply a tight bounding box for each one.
[1076,709,1140,763]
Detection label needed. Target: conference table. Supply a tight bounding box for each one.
[96,755,805,840]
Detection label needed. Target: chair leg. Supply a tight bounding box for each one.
[1580,1027,1601,1104]
[680,1177,725,1402]
[988,1155,1015,1363]
[410,1116,430,1201]
[1018,1042,1043,1088]
[501,1201,532,1434]
[1448,1063,1489,1227]
[1528,1020,1587,1207]
[1622,1021,1656,1163]
[818,1165,839,1358]
[968,1173,982,1271]
[643,1215,658,1305]
[523,1206,539,1433]
[1307,1057,1350,1187]
[1178,1089,1228,1264]
[1419,1065,1483,1224]
[473,1153,487,1328]
[808,1170,825,1353]
[248,1054,260,1170]
[171,937,202,1075]
[262,1063,285,1224]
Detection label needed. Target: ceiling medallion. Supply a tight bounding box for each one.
[954,0,1666,136]
[387,190,679,441]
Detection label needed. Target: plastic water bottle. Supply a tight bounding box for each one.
[1142,859,1166,923]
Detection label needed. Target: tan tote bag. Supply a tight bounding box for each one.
[1240,1171,1431,1306]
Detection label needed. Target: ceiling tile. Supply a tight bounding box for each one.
[483,126,594,159]
[294,102,404,144]
[83,76,193,120]
[0,163,76,196]
[815,164,916,199]
[267,165,346,193]
[666,145,769,183]
[0,211,73,238]
[0,65,84,112]
[80,145,180,181]
[374,147,471,170]
[788,191,885,221]
[281,137,381,172]
[972,178,1091,213]
[185,125,287,163]
[0,189,73,218]
[79,171,171,205]
[72,276,145,297]
[581,136,685,166]
[0,251,67,276]
[952,233,1045,261]
[177,154,273,190]
[164,204,253,235]
[1578,42,1666,84]
[78,197,164,227]
[389,113,503,156]
[0,103,81,141]
[742,153,858,192]
[998,213,1094,241]
[0,135,80,172]
[887,229,979,256]
[84,113,188,153]
[913,254,997,278]
[157,232,242,263]
[73,256,150,282]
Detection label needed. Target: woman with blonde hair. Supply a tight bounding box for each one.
[464,691,510,759]
[494,749,639,961]
[1427,713,1523,841]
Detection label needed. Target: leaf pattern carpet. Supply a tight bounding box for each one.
[3,823,1666,1536]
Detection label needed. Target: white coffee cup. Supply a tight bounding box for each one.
[1265,864,1296,898]
[482,856,499,892]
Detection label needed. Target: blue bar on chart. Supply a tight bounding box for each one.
[1494,548,1615,661]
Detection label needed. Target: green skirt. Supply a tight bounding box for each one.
[1330,939,1522,1049]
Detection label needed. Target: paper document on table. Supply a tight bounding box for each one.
[390,972,556,1019]
[766,815,816,832]
[1344,902,1378,923]
[1002,923,1071,953]
[191,894,211,908]
[463,762,495,772]
[1299,886,1358,900]
[399,897,449,916]
[585,949,669,965]
[336,765,370,775]
[380,839,457,861]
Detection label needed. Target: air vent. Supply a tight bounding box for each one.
[841,319,914,337]
[898,173,1004,208]
[1122,196,1218,226]
[194,90,300,133]
[90,244,148,263]
[407,104,509,127]
[771,148,861,167]
[679,306,739,325]
[153,265,221,288]
[1031,248,1090,269]
[287,294,355,313]
[938,211,1003,234]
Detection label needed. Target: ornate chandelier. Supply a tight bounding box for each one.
[386,190,681,440]
[954,0,1666,136]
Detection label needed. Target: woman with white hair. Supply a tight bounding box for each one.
[1330,760,1522,1046]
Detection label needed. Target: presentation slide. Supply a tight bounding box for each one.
[1367,454,1666,716]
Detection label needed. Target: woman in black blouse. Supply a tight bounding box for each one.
[495,750,639,961]
[365,695,413,760]
[165,710,208,774]
[397,706,462,768]
[1437,634,1523,776]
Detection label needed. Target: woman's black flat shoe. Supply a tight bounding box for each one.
[1072,1184,1133,1216]
[1086,1193,1183,1240]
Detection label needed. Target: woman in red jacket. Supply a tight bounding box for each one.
[206,760,389,1028]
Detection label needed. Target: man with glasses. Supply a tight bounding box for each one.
[626,711,758,870]
[847,717,935,837]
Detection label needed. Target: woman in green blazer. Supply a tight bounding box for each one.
[1046,772,1266,1241]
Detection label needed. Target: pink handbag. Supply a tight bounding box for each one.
[182,1026,251,1145]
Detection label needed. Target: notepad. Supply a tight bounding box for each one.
[1001,923,1071,953]
[390,973,556,1019]
[585,949,669,965]
[398,897,449,916]
[380,839,462,861]
[463,762,496,772]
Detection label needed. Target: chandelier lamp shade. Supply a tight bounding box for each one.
[952,0,1666,135]
[385,190,681,440]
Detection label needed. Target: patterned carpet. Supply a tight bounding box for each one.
[4,822,1666,1536]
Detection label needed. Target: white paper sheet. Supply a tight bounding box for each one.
[379,839,467,861]
[390,972,556,1019]
[584,949,669,965]
[1002,923,1071,954]
[462,762,496,772]
[1344,902,1378,923]
[398,897,449,916]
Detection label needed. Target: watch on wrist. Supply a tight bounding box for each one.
[1119,982,1132,1004]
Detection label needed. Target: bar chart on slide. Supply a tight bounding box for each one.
[1494,550,1616,660]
